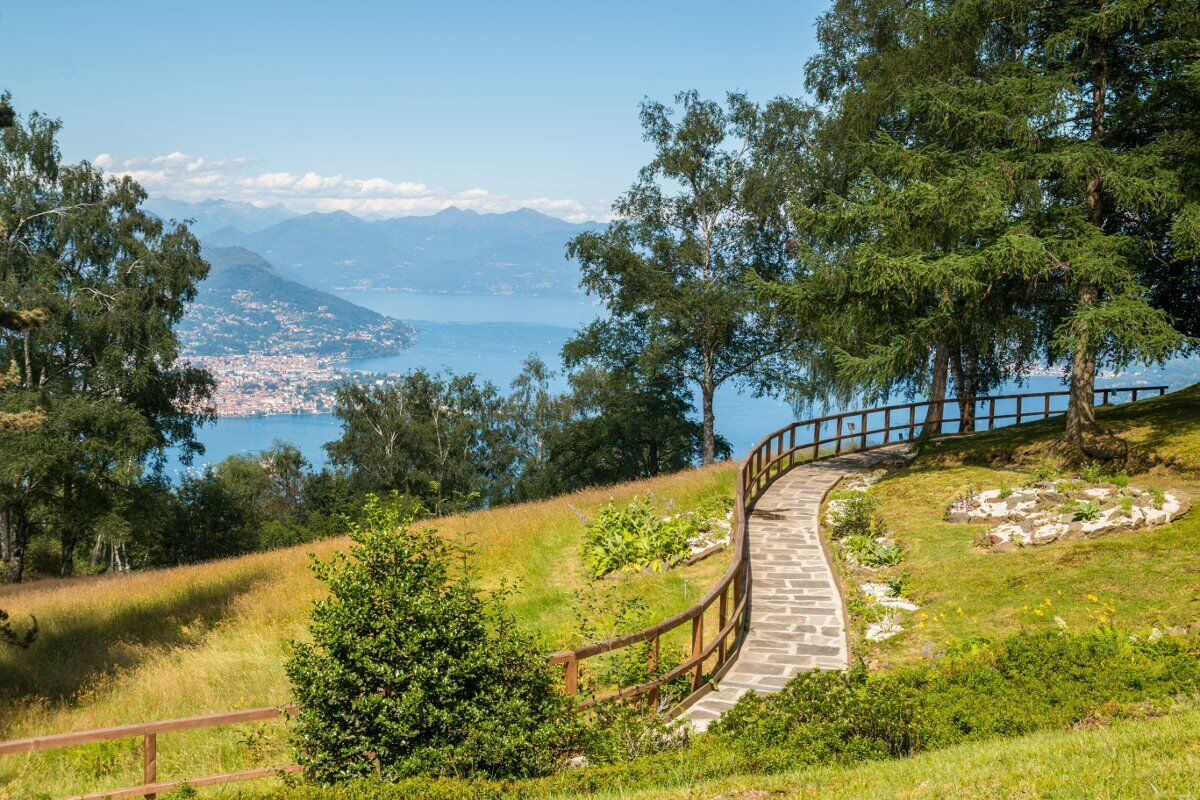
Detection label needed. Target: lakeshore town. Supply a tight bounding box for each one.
[191,354,397,417]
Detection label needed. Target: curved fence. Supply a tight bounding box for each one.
[0,385,1167,798]
[549,384,1168,711]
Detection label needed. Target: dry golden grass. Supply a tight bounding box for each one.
[0,463,735,799]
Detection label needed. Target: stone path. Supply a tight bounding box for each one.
[685,446,910,730]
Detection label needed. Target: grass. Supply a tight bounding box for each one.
[845,384,1200,666]
[0,464,735,799]
[220,702,1200,799]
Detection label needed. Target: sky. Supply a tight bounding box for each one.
[0,1,827,222]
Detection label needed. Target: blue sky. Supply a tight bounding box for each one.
[1,1,827,221]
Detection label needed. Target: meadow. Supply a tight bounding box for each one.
[0,464,735,799]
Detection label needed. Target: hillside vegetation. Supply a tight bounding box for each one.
[0,465,734,799]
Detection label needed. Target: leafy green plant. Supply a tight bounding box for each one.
[1079,462,1104,484]
[829,491,877,539]
[1034,461,1062,482]
[844,534,902,568]
[1056,480,1082,493]
[997,482,1013,500]
[582,495,693,577]
[1108,473,1129,489]
[1060,500,1102,522]
[1150,489,1166,509]
[1118,496,1134,515]
[286,492,583,782]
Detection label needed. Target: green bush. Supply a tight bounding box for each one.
[711,630,1200,762]
[286,493,583,783]
[581,494,727,577]
[828,491,877,539]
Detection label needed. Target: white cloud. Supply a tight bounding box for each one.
[96,151,611,223]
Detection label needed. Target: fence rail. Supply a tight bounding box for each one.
[0,384,1168,798]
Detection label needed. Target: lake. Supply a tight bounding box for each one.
[174,292,1200,477]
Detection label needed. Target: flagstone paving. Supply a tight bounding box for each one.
[685,446,911,729]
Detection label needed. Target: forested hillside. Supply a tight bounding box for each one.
[179,246,415,357]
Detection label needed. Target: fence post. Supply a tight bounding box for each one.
[860,411,868,449]
[690,612,704,692]
[835,416,843,454]
[988,397,996,430]
[144,732,157,800]
[717,585,728,664]
[812,422,819,461]
[564,657,578,695]
[908,404,916,439]
[1044,392,1051,420]
[883,408,891,444]
[1132,388,1139,402]
[1102,388,1110,405]
[1016,395,1023,425]
[647,636,660,708]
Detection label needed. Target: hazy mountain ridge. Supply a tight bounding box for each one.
[202,206,604,296]
[146,197,299,237]
[180,246,415,357]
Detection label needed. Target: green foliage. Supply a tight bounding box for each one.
[580,494,727,578]
[286,493,583,782]
[1151,489,1167,509]
[711,630,1200,764]
[583,701,691,766]
[828,491,877,539]
[997,482,1012,500]
[566,91,810,464]
[844,534,902,569]
[1109,473,1130,489]
[0,94,214,581]
[1079,462,1104,484]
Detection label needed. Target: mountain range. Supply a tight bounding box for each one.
[147,197,299,237]
[200,206,604,296]
[179,246,415,358]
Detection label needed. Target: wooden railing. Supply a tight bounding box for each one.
[0,384,1168,797]
[0,706,298,800]
[549,384,1168,711]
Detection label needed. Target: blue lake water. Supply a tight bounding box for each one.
[175,292,1200,477]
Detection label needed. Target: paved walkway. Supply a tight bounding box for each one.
[686,447,910,729]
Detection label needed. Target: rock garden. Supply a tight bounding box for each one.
[945,468,1191,552]
[825,469,920,643]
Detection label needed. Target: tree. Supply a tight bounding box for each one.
[286,495,582,782]
[0,94,214,579]
[325,370,518,512]
[545,364,725,491]
[766,0,1197,454]
[568,92,812,464]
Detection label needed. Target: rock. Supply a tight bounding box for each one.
[946,511,972,524]
[865,616,903,642]
[991,541,1018,553]
[1031,522,1068,545]
[1083,487,1112,499]
[1169,626,1189,636]
[1148,628,1164,642]
[919,641,945,660]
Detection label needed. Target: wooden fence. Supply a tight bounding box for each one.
[0,385,1168,798]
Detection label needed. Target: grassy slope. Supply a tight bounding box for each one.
[0,464,735,799]
[862,384,1200,666]
[548,705,1200,800]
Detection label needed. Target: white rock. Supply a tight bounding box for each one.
[1031,522,1069,544]
[1084,487,1112,499]
[865,616,903,641]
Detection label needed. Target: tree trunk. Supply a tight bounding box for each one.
[922,343,950,439]
[700,348,717,465]
[3,510,27,584]
[1064,27,1108,451]
[700,384,716,466]
[951,346,979,433]
[1065,283,1100,446]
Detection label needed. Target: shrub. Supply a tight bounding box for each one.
[711,630,1200,762]
[1150,488,1166,509]
[286,493,583,783]
[829,491,876,539]
[1109,472,1130,489]
[581,494,726,577]
[1079,461,1104,483]
[843,534,901,568]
